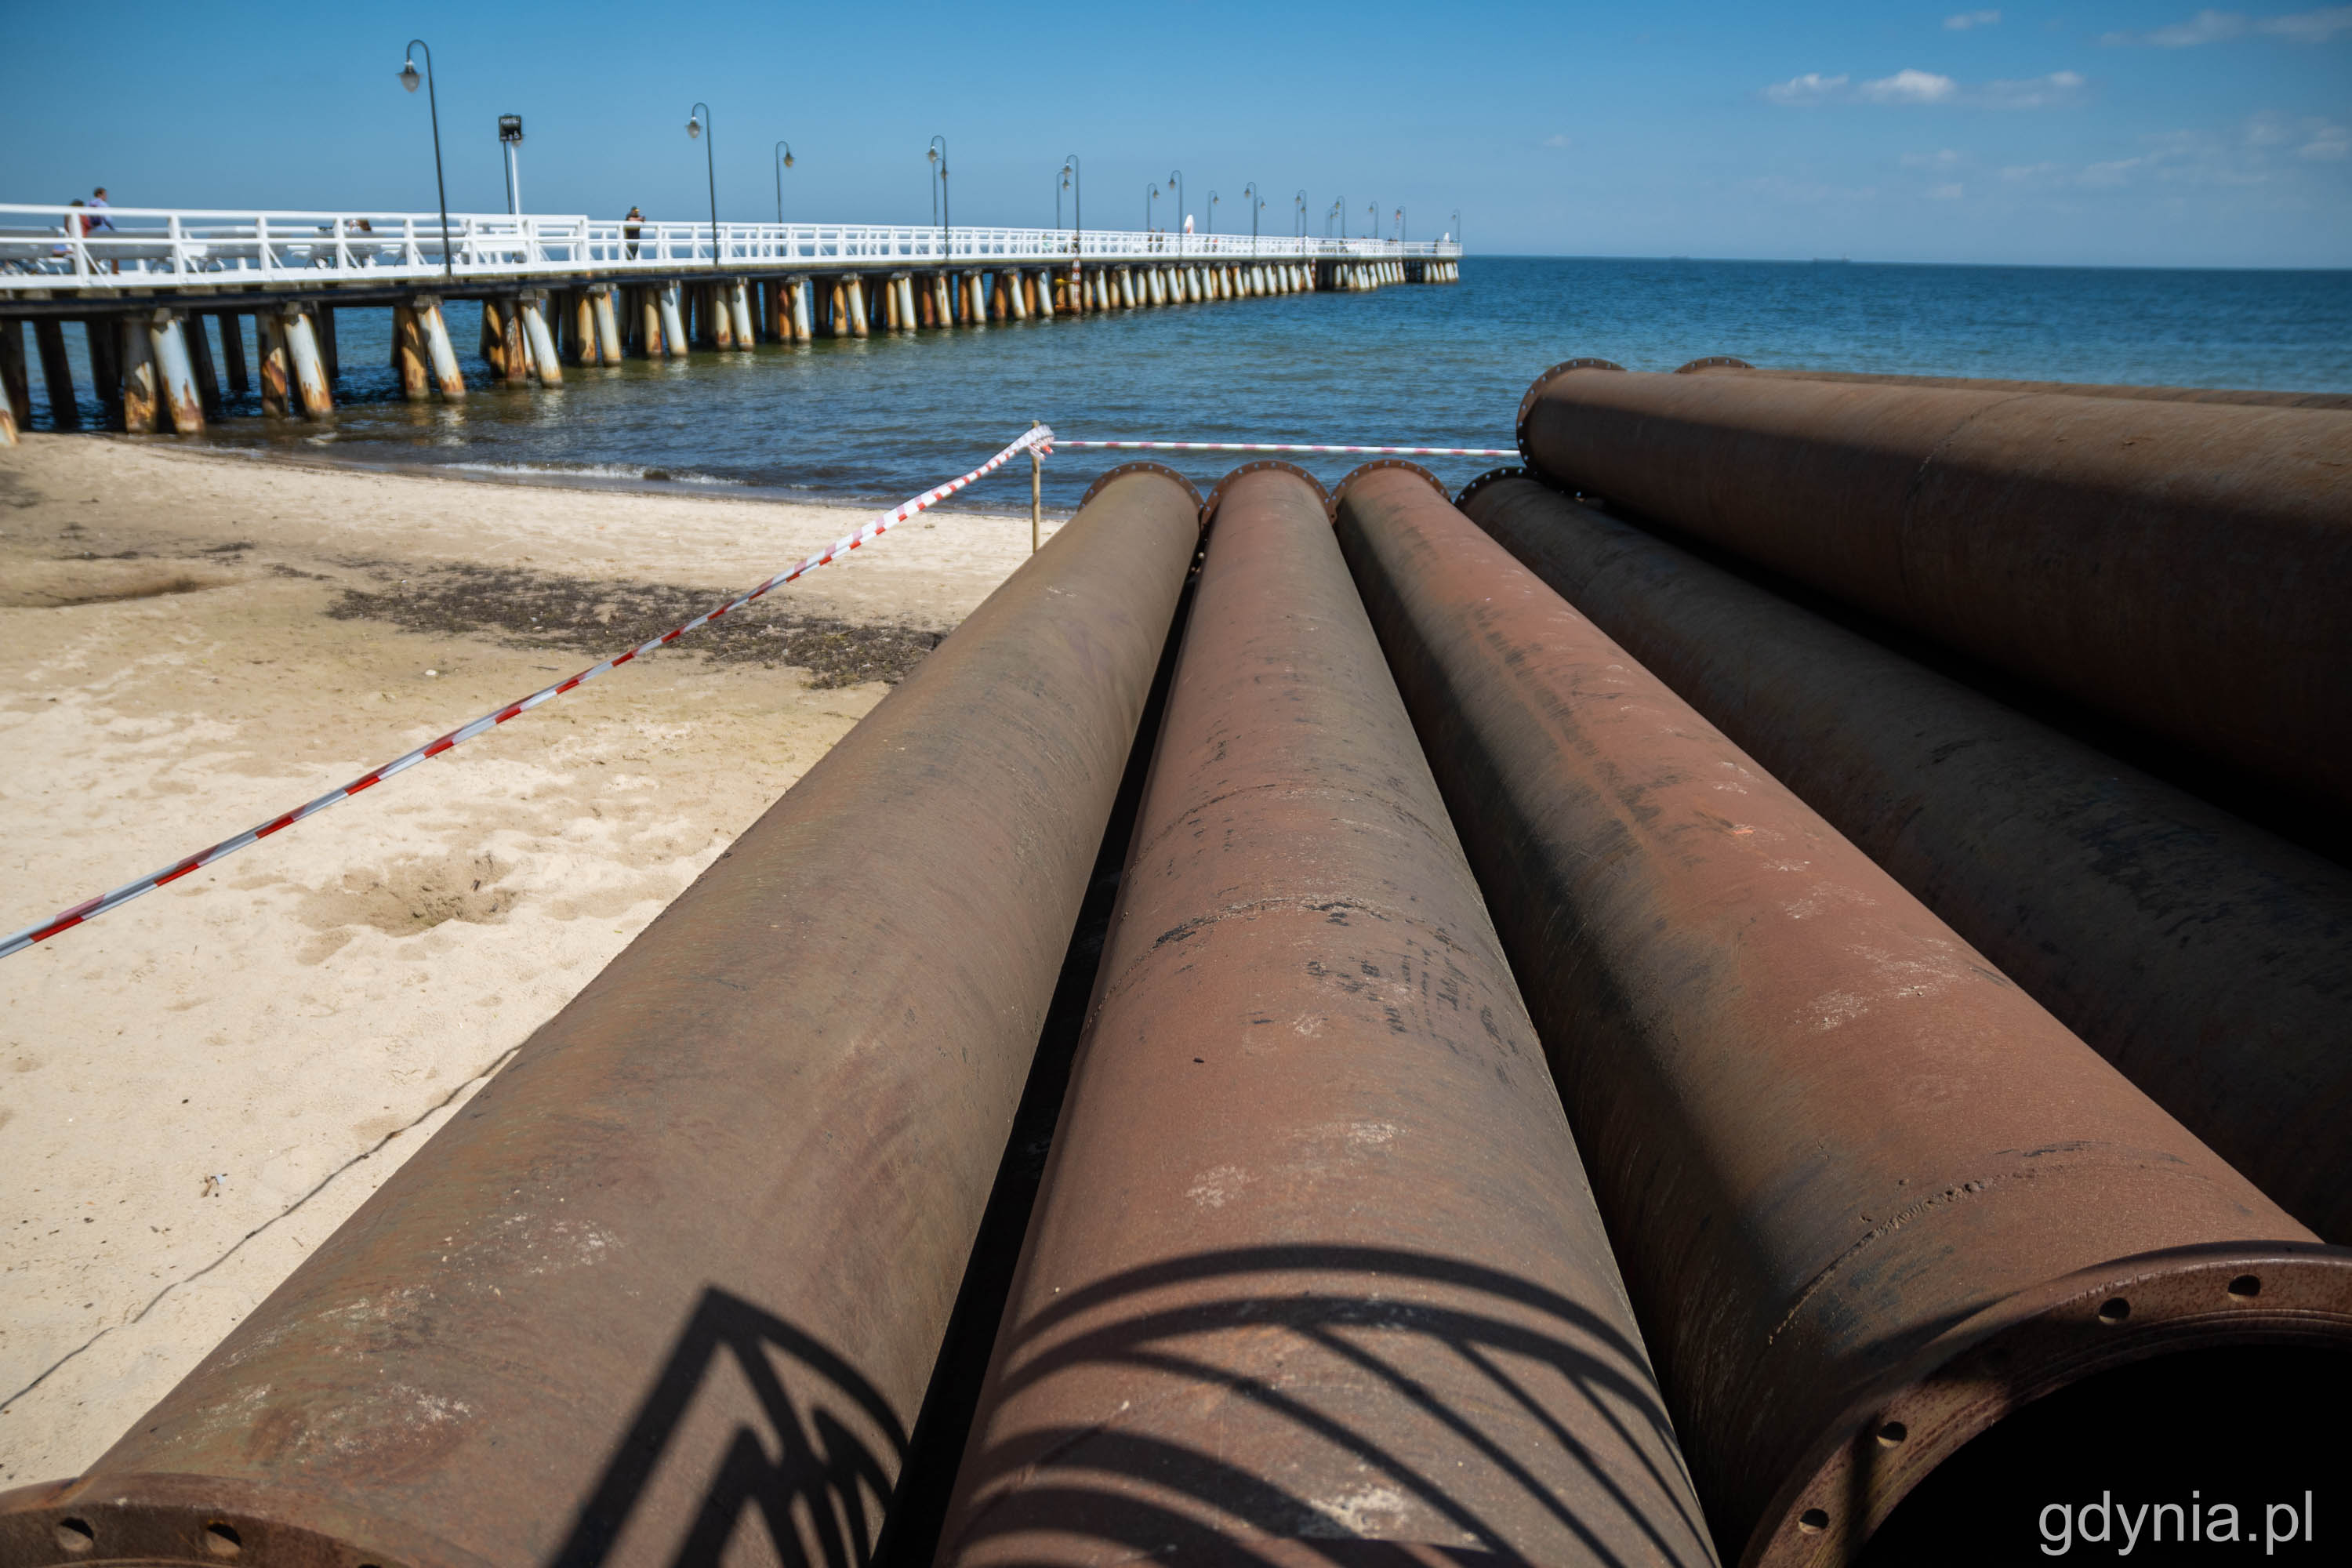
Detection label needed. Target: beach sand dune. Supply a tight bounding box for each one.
[0,436,1054,1485]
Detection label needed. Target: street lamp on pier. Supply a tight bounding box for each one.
[397,39,454,278]
[1147,183,1160,238]
[1294,189,1308,238]
[1168,169,1185,253]
[1243,182,1261,246]
[1207,190,1219,236]
[774,140,795,226]
[927,136,949,260]
[1062,154,1082,268]
[1395,207,1406,241]
[1451,209,1462,248]
[684,103,719,269]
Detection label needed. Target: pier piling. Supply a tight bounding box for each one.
[282,308,335,416]
[117,318,160,434]
[34,319,78,428]
[593,286,622,366]
[521,294,563,386]
[254,311,289,418]
[0,321,27,441]
[149,313,205,434]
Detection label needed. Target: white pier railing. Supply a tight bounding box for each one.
[0,205,1460,293]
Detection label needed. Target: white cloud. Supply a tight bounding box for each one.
[1858,68,1960,103]
[1929,182,1968,198]
[1976,70,2089,108]
[2103,7,2350,45]
[1766,68,2083,109]
[1902,148,1967,168]
[2299,120,2351,158]
[1541,133,1572,148]
[2261,6,2352,41]
[1944,9,2002,27]
[1765,72,1849,104]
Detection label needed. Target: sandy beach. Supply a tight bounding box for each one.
[0,434,1057,1486]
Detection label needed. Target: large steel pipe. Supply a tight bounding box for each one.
[1673,357,2352,411]
[1457,471,2352,1242]
[0,470,1205,1568]
[1517,364,2352,811]
[1331,466,2352,1568]
[938,465,1717,1567]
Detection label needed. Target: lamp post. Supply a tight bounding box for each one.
[1243,181,1260,249]
[397,39,454,278]
[774,140,795,226]
[1395,207,1406,241]
[1452,208,1462,249]
[1207,190,1218,237]
[1294,189,1308,238]
[1333,198,1346,239]
[1168,169,1185,254]
[1062,154,1082,264]
[498,115,524,216]
[1367,201,1377,244]
[927,136,949,260]
[685,103,719,268]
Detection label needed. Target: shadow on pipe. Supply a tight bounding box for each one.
[949,1247,1711,1566]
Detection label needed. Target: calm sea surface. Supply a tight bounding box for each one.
[27,257,2352,513]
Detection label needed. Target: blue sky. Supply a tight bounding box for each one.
[7,2,2347,267]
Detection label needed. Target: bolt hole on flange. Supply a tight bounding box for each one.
[1797,1508,1831,1534]
[2230,1274,2263,1299]
[2096,1297,2131,1323]
[53,1519,94,1554]
[205,1522,244,1558]
[1876,1420,1908,1447]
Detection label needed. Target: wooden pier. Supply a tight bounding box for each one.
[0,205,1461,438]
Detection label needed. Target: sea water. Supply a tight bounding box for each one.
[24,256,2352,511]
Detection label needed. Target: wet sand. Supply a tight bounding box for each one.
[0,434,1058,1485]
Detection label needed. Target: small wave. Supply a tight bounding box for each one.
[441,460,746,487]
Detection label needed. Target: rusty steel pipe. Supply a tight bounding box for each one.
[938,466,1717,1568]
[1671,356,2352,410]
[0,469,1204,1568]
[1330,466,2352,1568]
[1457,471,2352,1243]
[1518,364,2352,811]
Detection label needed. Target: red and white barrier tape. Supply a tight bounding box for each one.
[1054,438,1516,458]
[0,426,1056,961]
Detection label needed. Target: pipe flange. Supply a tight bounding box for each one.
[1453,465,1532,511]
[1674,355,1753,374]
[1201,460,1329,529]
[1076,460,1203,517]
[1745,1244,2352,1568]
[1331,459,1447,521]
[1515,358,1625,463]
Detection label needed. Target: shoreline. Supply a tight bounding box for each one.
[145,432,1070,521]
[0,432,1047,1483]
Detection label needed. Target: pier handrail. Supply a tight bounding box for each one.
[0,203,1459,292]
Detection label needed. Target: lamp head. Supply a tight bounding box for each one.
[927,146,938,164]
[686,114,702,140]
[399,59,419,93]
[783,151,795,169]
